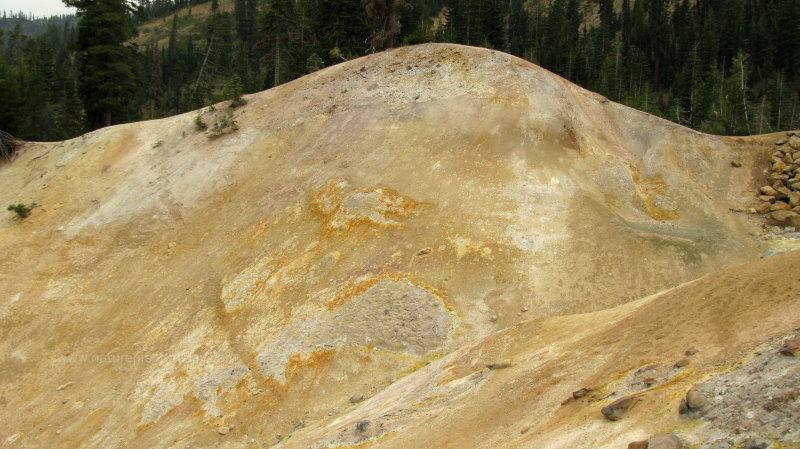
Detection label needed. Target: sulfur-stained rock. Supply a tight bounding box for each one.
[601,395,640,421]
[773,161,787,173]
[648,434,683,449]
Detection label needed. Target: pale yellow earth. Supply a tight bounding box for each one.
[1,44,798,449]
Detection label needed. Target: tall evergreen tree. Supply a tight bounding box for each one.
[64,0,141,128]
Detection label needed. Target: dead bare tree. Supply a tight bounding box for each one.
[361,0,407,53]
[1,131,17,162]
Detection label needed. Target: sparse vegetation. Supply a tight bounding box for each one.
[208,113,239,139]
[7,203,32,219]
[152,140,163,148]
[194,114,208,131]
[224,75,246,108]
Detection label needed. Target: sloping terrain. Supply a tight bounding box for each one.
[1,44,797,449]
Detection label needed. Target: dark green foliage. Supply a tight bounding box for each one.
[224,74,246,107]
[194,114,208,130]
[65,0,142,129]
[3,0,800,140]
[7,203,32,218]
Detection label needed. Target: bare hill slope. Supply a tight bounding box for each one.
[1,44,796,449]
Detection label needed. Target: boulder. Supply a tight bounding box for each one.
[759,195,776,203]
[776,138,788,145]
[789,135,800,149]
[790,182,800,191]
[601,395,640,421]
[788,192,800,207]
[780,337,800,356]
[773,180,787,190]
[770,210,797,224]
[685,387,706,410]
[649,434,683,449]
[760,186,779,196]
[773,160,787,173]
[674,358,690,368]
[356,420,371,432]
[794,151,800,162]
[776,186,792,199]
[770,172,789,181]
[770,201,792,212]
[755,202,772,214]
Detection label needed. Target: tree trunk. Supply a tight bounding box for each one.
[274,36,280,86]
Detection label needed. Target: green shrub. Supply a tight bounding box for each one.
[7,203,32,219]
[194,114,208,131]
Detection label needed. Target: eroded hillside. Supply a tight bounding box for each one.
[1,44,798,449]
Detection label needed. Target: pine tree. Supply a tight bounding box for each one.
[64,0,141,128]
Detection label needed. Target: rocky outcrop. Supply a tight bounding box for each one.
[755,132,800,226]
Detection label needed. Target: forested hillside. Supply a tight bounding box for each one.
[0,0,798,141]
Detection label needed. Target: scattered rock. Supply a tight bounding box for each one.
[698,440,733,449]
[686,387,707,410]
[628,440,649,449]
[521,306,528,312]
[572,388,592,399]
[490,315,498,322]
[55,430,61,435]
[601,395,640,421]
[779,337,800,356]
[350,393,364,403]
[56,382,72,391]
[674,358,690,368]
[742,438,769,449]
[731,161,742,167]
[685,347,698,356]
[760,186,779,196]
[486,360,513,370]
[217,426,229,435]
[643,377,657,386]
[648,434,683,449]
[274,434,283,443]
[356,420,371,432]
[295,419,305,429]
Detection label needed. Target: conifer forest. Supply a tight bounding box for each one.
[0,0,798,141]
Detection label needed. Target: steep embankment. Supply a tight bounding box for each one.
[0,44,796,449]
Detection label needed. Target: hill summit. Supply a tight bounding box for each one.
[1,44,799,449]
